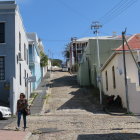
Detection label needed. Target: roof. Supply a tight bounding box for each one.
[0,1,15,4]
[116,34,140,51]
[0,1,17,9]
[101,34,140,71]
[76,36,123,42]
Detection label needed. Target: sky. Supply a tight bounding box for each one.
[13,0,140,60]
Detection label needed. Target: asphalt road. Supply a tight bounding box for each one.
[0,117,15,129]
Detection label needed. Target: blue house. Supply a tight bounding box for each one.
[0,1,32,113]
[27,33,42,90]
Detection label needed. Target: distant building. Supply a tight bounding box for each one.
[101,34,140,113]
[69,38,88,68]
[0,1,32,113]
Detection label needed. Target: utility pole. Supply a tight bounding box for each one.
[122,29,130,113]
[91,21,102,104]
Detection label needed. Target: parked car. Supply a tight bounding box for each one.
[62,66,68,72]
[0,106,11,119]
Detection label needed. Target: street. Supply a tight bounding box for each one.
[4,71,140,140]
[0,118,15,129]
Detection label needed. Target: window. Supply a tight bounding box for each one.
[112,66,116,89]
[0,57,5,80]
[105,71,108,91]
[19,32,21,51]
[0,23,5,43]
[25,70,26,87]
[27,49,29,65]
[24,44,26,61]
[19,63,22,85]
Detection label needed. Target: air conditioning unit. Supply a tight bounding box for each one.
[18,52,23,61]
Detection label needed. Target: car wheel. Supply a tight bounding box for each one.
[0,112,3,119]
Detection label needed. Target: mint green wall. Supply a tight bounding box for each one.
[78,39,122,87]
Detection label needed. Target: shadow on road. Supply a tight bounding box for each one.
[51,74,104,114]
[57,88,104,114]
[51,75,78,88]
[77,133,140,140]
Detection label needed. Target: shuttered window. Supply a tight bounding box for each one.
[0,57,5,80]
[0,23,5,43]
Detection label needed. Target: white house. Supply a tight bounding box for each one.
[0,1,32,114]
[101,34,140,114]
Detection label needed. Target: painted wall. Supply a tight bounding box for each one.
[0,8,15,106]
[0,2,32,113]
[77,38,122,87]
[102,52,140,113]
[29,43,42,90]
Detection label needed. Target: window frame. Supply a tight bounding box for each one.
[105,70,108,91]
[0,56,5,81]
[112,66,116,89]
[0,22,5,43]
[19,32,21,51]
[19,63,22,85]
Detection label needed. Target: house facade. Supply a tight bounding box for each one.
[77,36,123,87]
[0,1,32,113]
[27,33,42,90]
[101,34,140,113]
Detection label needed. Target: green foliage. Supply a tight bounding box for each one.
[63,46,70,59]
[51,59,62,67]
[40,51,48,67]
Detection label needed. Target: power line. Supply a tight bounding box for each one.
[53,0,91,22]
[41,39,69,42]
[100,0,138,25]
[100,0,130,22]
[99,0,127,22]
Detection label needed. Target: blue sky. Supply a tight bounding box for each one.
[15,0,140,60]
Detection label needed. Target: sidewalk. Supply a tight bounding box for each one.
[1,72,52,140]
[30,72,51,115]
[0,130,31,140]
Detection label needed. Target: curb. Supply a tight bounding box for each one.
[23,132,32,140]
[40,74,52,115]
[104,107,127,116]
[40,88,50,115]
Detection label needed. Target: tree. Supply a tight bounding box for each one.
[40,51,48,67]
[63,45,70,59]
[51,59,62,67]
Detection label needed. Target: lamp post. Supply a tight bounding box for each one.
[91,21,102,104]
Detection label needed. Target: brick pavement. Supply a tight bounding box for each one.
[4,71,140,140]
[0,130,31,140]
